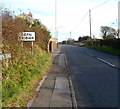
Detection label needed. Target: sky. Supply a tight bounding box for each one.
[0,0,119,42]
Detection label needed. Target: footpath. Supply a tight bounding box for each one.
[27,48,77,108]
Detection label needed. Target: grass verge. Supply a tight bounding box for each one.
[2,48,52,107]
[87,45,120,56]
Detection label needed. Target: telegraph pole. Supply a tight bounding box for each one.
[70,32,71,38]
[55,0,57,38]
[55,0,58,49]
[118,1,120,39]
[89,9,92,38]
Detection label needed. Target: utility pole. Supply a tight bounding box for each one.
[118,1,120,39]
[118,29,119,39]
[55,0,57,38]
[70,32,71,38]
[89,9,92,38]
[55,0,58,49]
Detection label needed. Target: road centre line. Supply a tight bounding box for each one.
[86,52,116,68]
[86,52,94,57]
[97,58,116,68]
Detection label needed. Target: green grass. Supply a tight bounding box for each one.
[88,45,120,56]
[79,44,86,47]
[2,48,52,107]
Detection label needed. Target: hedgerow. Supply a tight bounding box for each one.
[2,10,52,107]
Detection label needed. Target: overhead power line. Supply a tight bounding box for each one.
[71,0,115,36]
[56,0,115,36]
[71,12,89,32]
[91,0,112,10]
[71,0,113,32]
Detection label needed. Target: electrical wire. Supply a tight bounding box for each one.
[71,12,88,32]
[52,0,118,37]
[91,0,112,10]
[70,0,116,33]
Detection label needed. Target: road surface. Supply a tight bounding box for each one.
[60,44,118,108]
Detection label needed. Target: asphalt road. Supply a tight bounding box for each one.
[60,44,119,108]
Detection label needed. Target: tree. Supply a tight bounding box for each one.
[101,26,117,39]
[82,36,91,40]
[78,36,82,42]
[2,11,13,20]
[104,35,116,40]
[0,5,13,21]
[78,36,91,42]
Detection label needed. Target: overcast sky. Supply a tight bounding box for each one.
[1,0,119,41]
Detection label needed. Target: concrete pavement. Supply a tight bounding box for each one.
[27,48,76,108]
[50,77,72,107]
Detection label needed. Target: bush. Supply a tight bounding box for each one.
[85,38,120,50]
[100,39,120,49]
[88,45,120,56]
[2,48,52,107]
[2,10,52,107]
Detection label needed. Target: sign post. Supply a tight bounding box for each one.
[0,53,11,60]
[19,32,35,55]
[31,41,33,55]
[0,53,11,67]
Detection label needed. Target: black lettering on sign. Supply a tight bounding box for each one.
[4,54,6,58]
[29,33,32,36]
[0,54,11,60]
[23,33,26,36]
[2,55,4,60]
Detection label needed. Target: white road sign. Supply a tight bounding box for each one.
[0,53,11,60]
[19,32,35,41]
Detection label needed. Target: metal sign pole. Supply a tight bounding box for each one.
[19,32,35,55]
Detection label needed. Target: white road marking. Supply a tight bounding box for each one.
[69,77,78,108]
[64,54,68,66]
[86,52,116,68]
[86,52,93,57]
[97,58,116,67]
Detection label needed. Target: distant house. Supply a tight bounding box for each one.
[17,12,36,27]
[48,38,58,52]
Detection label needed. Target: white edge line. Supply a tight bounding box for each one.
[27,76,47,108]
[69,77,78,109]
[97,58,116,67]
[64,54,68,66]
